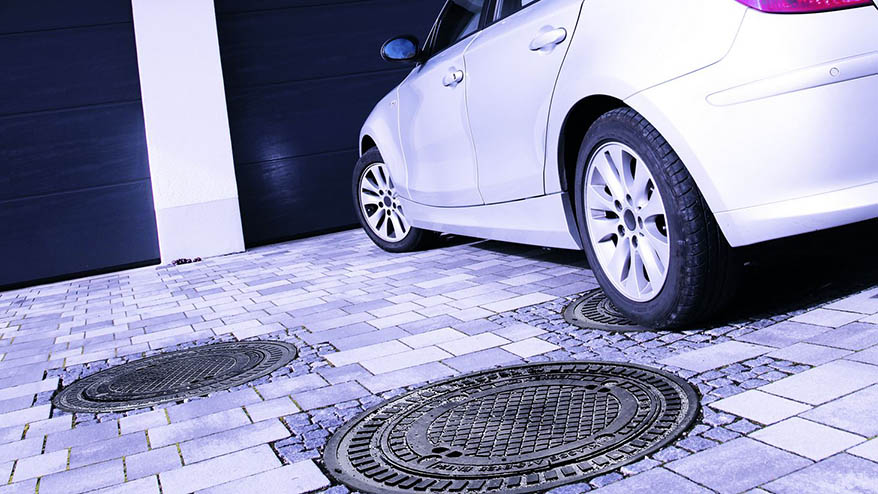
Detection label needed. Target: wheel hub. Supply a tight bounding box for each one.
[623,209,637,231]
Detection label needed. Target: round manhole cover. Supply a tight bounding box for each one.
[564,289,650,332]
[53,341,298,413]
[325,362,699,494]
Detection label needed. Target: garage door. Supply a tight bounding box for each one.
[215,0,441,246]
[0,1,160,288]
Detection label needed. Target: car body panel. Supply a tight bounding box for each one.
[402,192,582,249]
[397,36,484,207]
[465,0,583,204]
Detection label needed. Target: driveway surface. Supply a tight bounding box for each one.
[1,227,877,494]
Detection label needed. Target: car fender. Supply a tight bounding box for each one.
[359,85,412,199]
[545,0,747,195]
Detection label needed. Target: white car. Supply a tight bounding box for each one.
[353,0,878,328]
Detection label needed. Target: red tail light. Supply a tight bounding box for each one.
[736,0,873,12]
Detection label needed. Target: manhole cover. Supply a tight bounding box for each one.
[325,362,699,494]
[564,289,650,332]
[53,341,298,413]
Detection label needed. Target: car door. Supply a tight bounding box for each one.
[398,0,488,207]
[464,0,582,204]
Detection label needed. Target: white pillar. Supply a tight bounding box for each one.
[131,0,245,263]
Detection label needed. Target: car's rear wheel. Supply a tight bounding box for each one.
[353,148,437,252]
[574,108,739,328]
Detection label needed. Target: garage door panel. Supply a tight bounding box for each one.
[0,181,159,287]
[215,0,378,15]
[0,24,142,116]
[235,150,356,245]
[217,0,438,89]
[0,1,132,34]
[226,70,407,165]
[0,103,149,202]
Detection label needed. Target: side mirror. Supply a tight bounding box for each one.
[381,36,420,63]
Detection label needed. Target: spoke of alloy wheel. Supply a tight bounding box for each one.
[360,191,381,207]
[630,161,652,207]
[588,184,618,213]
[367,207,384,231]
[589,217,619,243]
[637,240,664,287]
[607,240,632,283]
[395,209,410,232]
[639,193,665,219]
[384,211,396,239]
[626,245,645,296]
[372,165,388,190]
[361,175,381,196]
[388,212,405,239]
[594,152,627,201]
[607,147,632,195]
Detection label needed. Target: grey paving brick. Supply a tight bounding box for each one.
[738,320,832,348]
[587,467,712,494]
[324,340,409,368]
[493,323,546,342]
[245,396,300,422]
[502,337,560,358]
[12,448,68,481]
[89,475,161,494]
[299,322,375,346]
[806,322,878,351]
[766,342,851,366]
[292,382,370,410]
[167,388,262,422]
[198,460,330,494]
[443,347,523,373]
[256,373,327,400]
[180,420,290,463]
[0,377,58,401]
[760,359,878,405]
[0,479,36,494]
[764,454,878,494]
[791,308,864,328]
[358,362,456,393]
[848,344,878,366]
[119,410,168,435]
[159,445,280,494]
[848,438,878,462]
[710,390,811,425]
[69,431,148,468]
[330,327,409,351]
[45,418,119,452]
[750,417,864,460]
[667,438,811,494]
[316,363,373,385]
[361,346,452,374]
[660,341,774,373]
[125,446,182,480]
[438,333,510,356]
[39,458,124,494]
[0,403,49,428]
[801,384,878,436]
[148,408,251,448]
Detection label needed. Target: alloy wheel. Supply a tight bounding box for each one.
[585,142,671,302]
[359,162,410,243]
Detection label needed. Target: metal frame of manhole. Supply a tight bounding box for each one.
[53,341,298,413]
[563,288,651,332]
[325,361,700,494]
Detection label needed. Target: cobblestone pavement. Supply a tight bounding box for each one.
[2,227,878,494]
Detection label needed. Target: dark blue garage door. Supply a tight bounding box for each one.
[0,1,160,288]
[215,0,441,246]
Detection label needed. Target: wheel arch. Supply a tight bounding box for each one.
[360,135,377,156]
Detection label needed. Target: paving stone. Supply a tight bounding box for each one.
[330,327,409,351]
[764,454,878,494]
[801,384,878,436]
[299,323,375,345]
[119,410,168,435]
[399,327,466,349]
[442,347,522,373]
[825,289,878,314]
[0,403,50,428]
[493,323,546,342]
[0,377,58,401]
[0,479,36,494]
[660,342,773,373]
[502,337,560,358]
[806,322,878,351]
[710,389,811,425]
[198,460,330,494]
[751,416,864,461]
[587,467,712,494]
[25,415,72,438]
[481,292,555,312]
[324,340,409,368]
[438,333,510,356]
[245,397,300,422]
[125,446,182,480]
[738,321,831,348]
[760,359,878,405]
[316,363,372,385]
[766,342,851,366]
[292,382,370,410]
[159,445,281,494]
[12,448,69,481]
[39,458,123,494]
[848,438,878,462]
[848,344,878,366]
[89,475,161,494]
[666,437,811,494]
[358,362,456,393]
[45,420,119,452]
[148,408,251,448]
[791,308,864,328]
[360,346,452,374]
[256,373,327,399]
[70,432,148,468]
[167,388,262,422]
[180,420,290,463]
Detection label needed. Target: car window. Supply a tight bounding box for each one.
[432,0,486,55]
[495,0,539,20]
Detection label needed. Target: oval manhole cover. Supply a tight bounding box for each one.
[53,341,298,413]
[564,289,650,332]
[325,362,699,493]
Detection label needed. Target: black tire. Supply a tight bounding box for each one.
[574,108,739,329]
[353,148,438,252]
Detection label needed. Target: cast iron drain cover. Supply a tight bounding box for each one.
[564,289,650,332]
[325,362,699,494]
[53,341,297,413]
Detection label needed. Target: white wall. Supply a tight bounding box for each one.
[131,0,245,263]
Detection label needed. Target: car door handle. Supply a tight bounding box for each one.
[530,27,567,51]
[443,70,464,87]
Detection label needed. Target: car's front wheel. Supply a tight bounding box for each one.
[574,108,738,328]
[353,148,437,252]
